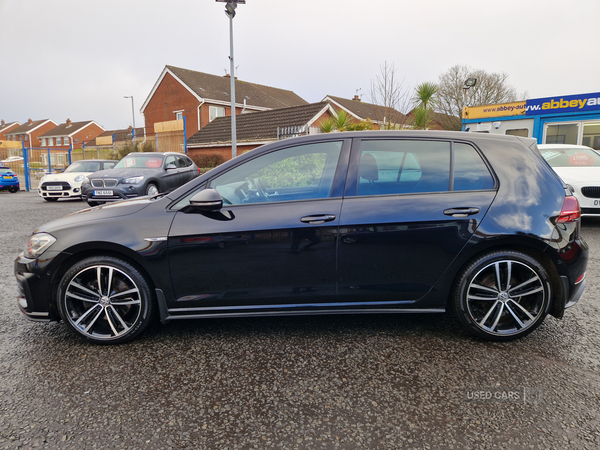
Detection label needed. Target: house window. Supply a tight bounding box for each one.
[24,135,29,142]
[209,106,226,122]
[48,138,54,146]
[175,111,183,121]
[41,138,46,146]
[64,137,70,146]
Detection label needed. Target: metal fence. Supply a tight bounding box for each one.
[277,125,321,140]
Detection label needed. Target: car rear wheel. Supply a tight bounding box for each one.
[146,183,159,196]
[57,256,155,344]
[8,186,19,193]
[453,251,550,341]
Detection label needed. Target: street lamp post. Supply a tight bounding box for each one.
[216,0,245,158]
[463,78,477,106]
[124,96,136,130]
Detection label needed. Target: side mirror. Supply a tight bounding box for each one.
[187,189,223,211]
[166,163,177,170]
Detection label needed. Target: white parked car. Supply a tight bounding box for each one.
[38,159,117,202]
[539,144,600,216]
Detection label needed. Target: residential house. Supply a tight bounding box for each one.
[0,120,21,140]
[38,119,105,150]
[323,95,407,129]
[404,109,456,130]
[141,65,308,139]
[84,127,147,149]
[4,119,57,147]
[187,102,335,162]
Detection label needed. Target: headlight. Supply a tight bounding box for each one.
[74,175,85,183]
[24,233,56,258]
[122,176,144,185]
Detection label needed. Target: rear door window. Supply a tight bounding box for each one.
[354,139,493,196]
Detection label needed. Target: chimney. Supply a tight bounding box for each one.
[1,119,4,126]
[28,118,33,124]
[353,95,361,101]
[66,118,72,127]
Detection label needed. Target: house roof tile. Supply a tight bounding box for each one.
[39,120,103,138]
[325,95,405,123]
[189,102,331,145]
[7,119,55,135]
[167,65,308,110]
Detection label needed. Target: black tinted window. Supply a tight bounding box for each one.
[453,143,494,191]
[209,141,342,205]
[357,140,450,195]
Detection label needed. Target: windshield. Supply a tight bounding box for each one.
[541,148,600,168]
[0,168,14,174]
[65,161,103,173]
[114,154,164,169]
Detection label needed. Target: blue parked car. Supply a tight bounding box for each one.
[0,166,20,193]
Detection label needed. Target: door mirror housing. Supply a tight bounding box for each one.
[183,189,223,212]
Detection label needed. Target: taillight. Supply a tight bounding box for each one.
[557,196,581,223]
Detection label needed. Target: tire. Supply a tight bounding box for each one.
[44,197,58,202]
[146,183,159,196]
[452,251,550,341]
[57,256,156,344]
[8,186,19,193]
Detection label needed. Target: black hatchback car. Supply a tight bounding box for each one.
[15,131,588,344]
[82,152,199,206]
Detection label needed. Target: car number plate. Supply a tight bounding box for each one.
[3,176,13,179]
[47,185,62,190]
[94,190,113,196]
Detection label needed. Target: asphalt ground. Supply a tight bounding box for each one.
[1,191,599,449]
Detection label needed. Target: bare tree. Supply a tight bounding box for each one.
[369,61,411,129]
[435,65,526,130]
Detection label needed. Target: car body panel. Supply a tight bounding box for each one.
[82,152,199,205]
[0,167,20,192]
[38,160,117,200]
[539,144,600,216]
[14,131,589,341]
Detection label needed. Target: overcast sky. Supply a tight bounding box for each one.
[1,0,599,131]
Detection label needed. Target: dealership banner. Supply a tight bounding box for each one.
[463,102,526,119]
[525,92,600,115]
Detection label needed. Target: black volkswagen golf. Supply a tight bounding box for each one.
[15,131,588,344]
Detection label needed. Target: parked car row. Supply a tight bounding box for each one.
[15,131,588,345]
[36,152,200,205]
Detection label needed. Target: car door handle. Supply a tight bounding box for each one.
[443,207,480,217]
[300,215,336,225]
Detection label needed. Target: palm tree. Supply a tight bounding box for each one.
[413,82,438,109]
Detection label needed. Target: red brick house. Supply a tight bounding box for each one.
[0,120,21,140]
[38,119,105,150]
[323,95,407,128]
[187,102,335,162]
[141,65,308,139]
[4,119,57,147]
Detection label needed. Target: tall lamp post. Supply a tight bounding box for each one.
[216,0,245,158]
[124,96,136,130]
[463,78,477,106]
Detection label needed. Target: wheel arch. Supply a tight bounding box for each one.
[48,242,158,316]
[444,237,564,318]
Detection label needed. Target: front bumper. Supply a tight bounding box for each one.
[14,252,63,322]
[83,185,144,204]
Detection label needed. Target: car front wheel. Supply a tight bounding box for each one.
[453,251,550,341]
[57,256,155,344]
[146,183,159,196]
